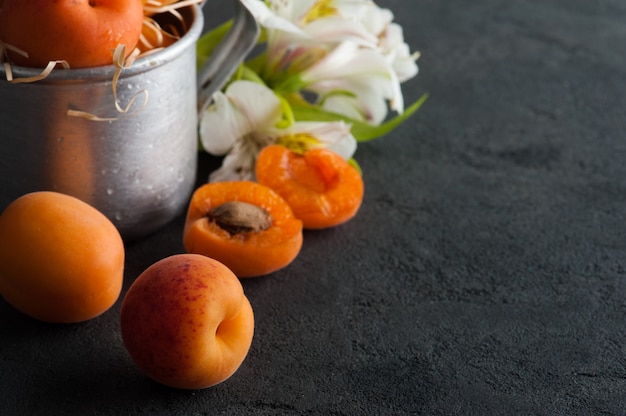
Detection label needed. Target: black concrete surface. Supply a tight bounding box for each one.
[2,0,626,414]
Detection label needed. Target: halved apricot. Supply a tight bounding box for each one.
[256,145,364,229]
[183,181,303,278]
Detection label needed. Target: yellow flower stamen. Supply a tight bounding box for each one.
[277,133,320,154]
[301,0,339,25]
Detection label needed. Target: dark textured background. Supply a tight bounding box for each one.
[2,0,626,414]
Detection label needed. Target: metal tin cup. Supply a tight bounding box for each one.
[0,6,203,241]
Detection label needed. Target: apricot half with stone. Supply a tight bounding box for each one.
[183,181,303,278]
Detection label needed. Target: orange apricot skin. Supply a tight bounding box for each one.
[256,145,365,229]
[0,191,124,323]
[0,0,144,68]
[183,181,304,278]
[120,254,254,389]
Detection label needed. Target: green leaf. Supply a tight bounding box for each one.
[244,50,268,74]
[290,93,429,142]
[196,20,233,70]
[273,74,308,95]
[353,93,429,142]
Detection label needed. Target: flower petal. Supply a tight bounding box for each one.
[300,41,404,122]
[224,81,283,131]
[200,81,283,156]
[209,147,256,182]
[321,91,388,125]
[289,120,353,146]
[274,119,357,159]
[362,4,393,36]
[304,17,378,47]
[380,23,419,82]
[199,92,249,155]
[327,133,357,160]
[242,0,305,35]
[302,42,400,101]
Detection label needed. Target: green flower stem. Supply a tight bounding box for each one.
[272,75,309,95]
[275,94,296,129]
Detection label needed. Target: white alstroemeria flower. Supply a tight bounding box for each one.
[249,0,378,82]
[199,80,356,182]
[361,3,419,82]
[233,1,418,126]
[269,0,377,47]
[300,41,403,125]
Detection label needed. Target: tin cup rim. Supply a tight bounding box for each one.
[0,5,204,83]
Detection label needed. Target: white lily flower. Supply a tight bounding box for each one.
[199,80,357,182]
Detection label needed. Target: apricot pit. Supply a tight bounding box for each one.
[209,201,272,234]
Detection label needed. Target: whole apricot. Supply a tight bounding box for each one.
[0,191,125,323]
[0,0,144,68]
[120,254,255,389]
